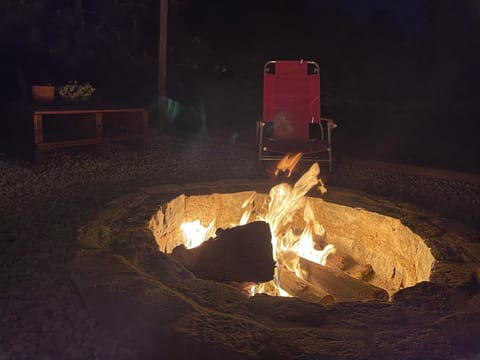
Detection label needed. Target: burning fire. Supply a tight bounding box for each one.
[180,154,335,297]
[180,219,216,249]
[274,152,302,177]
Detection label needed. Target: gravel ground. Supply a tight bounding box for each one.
[1,134,478,359]
[0,135,260,359]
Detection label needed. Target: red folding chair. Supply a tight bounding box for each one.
[256,60,337,172]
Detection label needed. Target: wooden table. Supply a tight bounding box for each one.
[33,106,148,151]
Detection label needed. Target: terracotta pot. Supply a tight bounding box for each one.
[32,85,55,104]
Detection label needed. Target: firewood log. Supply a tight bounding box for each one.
[326,254,351,271]
[299,257,388,302]
[171,221,275,283]
[278,268,335,305]
[345,264,374,282]
[326,254,374,282]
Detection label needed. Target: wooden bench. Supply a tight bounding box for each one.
[33,106,148,151]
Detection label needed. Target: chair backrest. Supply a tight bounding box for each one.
[263,60,320,140]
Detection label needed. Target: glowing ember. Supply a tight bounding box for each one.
[180,157,335,298]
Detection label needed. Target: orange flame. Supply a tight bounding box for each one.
[274,153,302,177]
[180,219,216,249]
[253,162,335,296]
[180,156,334,298]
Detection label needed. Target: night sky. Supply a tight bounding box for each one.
[334,0,424,21]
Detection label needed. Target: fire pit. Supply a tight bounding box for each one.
[72,175,480,359]
[149,164,434,303]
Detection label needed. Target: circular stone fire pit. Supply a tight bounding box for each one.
[72,180,480,359]
[149,191,435,296]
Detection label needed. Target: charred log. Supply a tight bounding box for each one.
[171,221,275,283]
[299,258,388,302]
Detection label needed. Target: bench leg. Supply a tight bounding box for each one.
[33,149,46,166]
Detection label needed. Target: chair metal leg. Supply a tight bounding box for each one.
[257,121,264,168]
[328,148,332,173]
[327,124,333,173]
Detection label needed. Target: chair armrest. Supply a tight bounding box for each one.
[257,120,274,141]
[321,117,337,129]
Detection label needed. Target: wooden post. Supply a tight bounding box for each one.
[33,113,43,145]
[158,0,168,129]
[95,112,103,140]
[94,112,103,153]
[142,110,149,134]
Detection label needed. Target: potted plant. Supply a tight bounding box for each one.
[57,81,96,102]
[32,84,55,104]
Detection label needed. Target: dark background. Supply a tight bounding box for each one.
[1,0,479,172]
